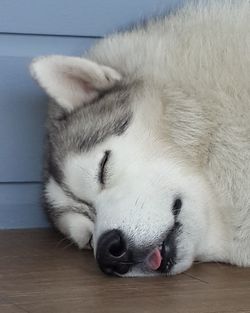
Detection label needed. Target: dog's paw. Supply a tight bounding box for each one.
[56,212,94,249]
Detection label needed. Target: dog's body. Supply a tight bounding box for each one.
[31,1,250,276]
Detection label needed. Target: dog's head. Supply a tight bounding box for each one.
[31,55,215,276]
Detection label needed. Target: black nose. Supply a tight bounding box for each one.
[96,230,132,276]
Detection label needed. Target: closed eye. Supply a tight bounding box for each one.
[172,198,182,217]
[98,150,111,186]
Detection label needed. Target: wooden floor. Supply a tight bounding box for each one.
[0,230,250,313]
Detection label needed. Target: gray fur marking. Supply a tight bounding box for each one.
[44,81,134,217]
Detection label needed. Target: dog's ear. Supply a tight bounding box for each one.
[30,55,122,112]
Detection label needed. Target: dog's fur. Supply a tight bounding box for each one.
[30,1,250,276]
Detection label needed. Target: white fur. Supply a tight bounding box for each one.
[33,1,250,276]
[57,212,93,249]
[45,178,94,248]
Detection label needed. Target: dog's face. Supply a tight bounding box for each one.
[31,55,215,276]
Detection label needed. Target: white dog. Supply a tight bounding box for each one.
[30,1,250,276]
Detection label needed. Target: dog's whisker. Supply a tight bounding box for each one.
[55,237,68,248]
[62,241,74,250]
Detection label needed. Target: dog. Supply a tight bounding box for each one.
[30,0,250,276]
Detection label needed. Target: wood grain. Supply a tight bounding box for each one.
[0,229,250,313]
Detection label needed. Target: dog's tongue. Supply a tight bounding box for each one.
[146,248,162,270]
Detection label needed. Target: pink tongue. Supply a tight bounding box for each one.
[147,248,162,270]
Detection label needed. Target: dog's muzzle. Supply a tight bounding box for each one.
[96,228,178,276]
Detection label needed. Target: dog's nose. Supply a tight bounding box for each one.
[96,230,132,275]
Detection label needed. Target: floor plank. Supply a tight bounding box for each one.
[0,229,250,313]
[0,304,29,313]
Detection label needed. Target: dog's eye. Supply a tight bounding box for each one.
[98,150,111,186]
[172,198,182,217]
